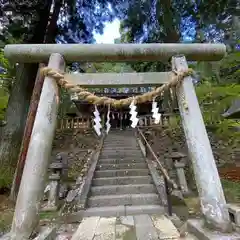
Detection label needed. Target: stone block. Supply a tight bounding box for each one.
[174,161,186,168]
[49,173,61,180]
[187,219,240,240]
[0,233,11,240]
[49,162,63,169]
[228,204,240,227]
[33,227,56,240]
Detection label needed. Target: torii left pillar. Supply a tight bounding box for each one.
[10,53,65,240]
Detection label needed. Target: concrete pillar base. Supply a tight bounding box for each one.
[187,219,238,240]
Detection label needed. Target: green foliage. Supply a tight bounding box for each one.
[84,62,133,73]
[196,83,240,141]
[0,89,8,121]
[0,167,14,190]
[220,52,240,83]
[187,51,240,142]
[221,179,240,203]
[171,51,240,145]
[0,49,14,121]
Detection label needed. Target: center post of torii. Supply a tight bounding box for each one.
[4,43,232,239]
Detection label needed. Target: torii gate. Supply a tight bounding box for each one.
[4,43,231,239]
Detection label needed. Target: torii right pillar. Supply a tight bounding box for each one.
[172,55,232,232]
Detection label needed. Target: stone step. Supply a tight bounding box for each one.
[104,141,136,143]
[102,145,139,148]
[88,193,160,207]
[90,184,156,196]
[103,141,138,145]
[102,147,140,152]
[103,146,140,150]
[100,153,142,157]
[98,158,145,164]
[63,206,165,222]
[100,153,143,159]
[99,156,144,161]
[94,169,150,178]
[63,205,165,223]
[101,149,141,154]
[103,146,139,149]
[96,162,147,170]
[92,176,152,186]
[134,215,181,240]
[82,205,165,218]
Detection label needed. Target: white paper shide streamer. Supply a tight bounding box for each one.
[93,105,102,136]
[105,105,111,134]
[129,100,139,128]
[151,98,161,124]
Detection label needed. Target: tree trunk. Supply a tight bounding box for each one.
[0,64,38,185]
[45,0,62,43]
[160,0,180,43]
[0,0,52,192]
[10,0,61,200]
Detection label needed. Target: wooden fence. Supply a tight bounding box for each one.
[57,113,173,131]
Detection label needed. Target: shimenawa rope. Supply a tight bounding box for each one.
[40,67,193,108]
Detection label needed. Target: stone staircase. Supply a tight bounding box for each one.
[60,130,198,239]
[85,129,164,216]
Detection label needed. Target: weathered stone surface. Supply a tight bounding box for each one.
[145,159,168,206]
[125,205,164,216]
[49,162,63,169]
[49,173,61,180]
[173,56,231,232]
[59,184,68,199]
[152,215,180,239]
[90,184,156,196]
[119,216,134,226]
[66,189,79,203]
[71,217,100,240]
[174,162,190,195]
[10,53,65,240]
[33,227,56,240]
[0,233,12,240]
[88,193,159,208]
[4,43,226,63]
[134,214,159,240]
[94,169,149,178]
[92,176,152,186]
[93,217,116,240]
[187,219,240,240]
[97,162,146,168]
[115,223,133,240]
[228,204,240,227]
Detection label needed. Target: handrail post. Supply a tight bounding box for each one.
[137,127,177,217]
[164,177,173,216]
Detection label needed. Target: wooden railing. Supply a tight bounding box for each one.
[58,117,91,130]
[58,113,175,130]
[136,127,178,216]
[138,113,174,128]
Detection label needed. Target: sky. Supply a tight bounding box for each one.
[94,19,120,43]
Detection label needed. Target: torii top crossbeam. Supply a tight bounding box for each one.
[4,43,226,63]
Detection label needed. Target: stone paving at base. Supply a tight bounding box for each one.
[62,214,197,240]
